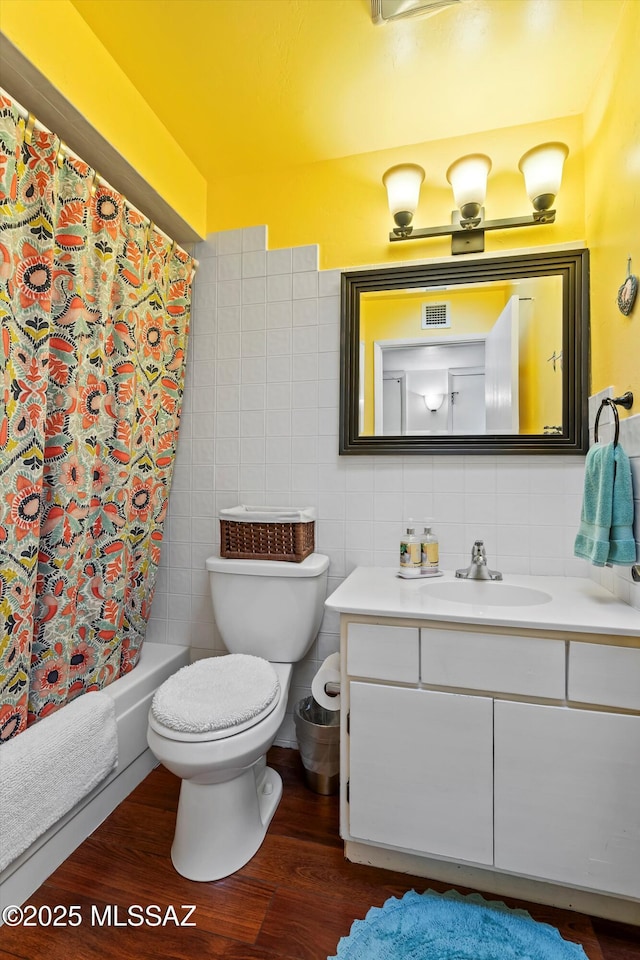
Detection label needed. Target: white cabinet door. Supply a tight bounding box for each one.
[348,682,493,865]
[495,700,640,898]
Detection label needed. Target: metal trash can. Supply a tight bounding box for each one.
[294,695,340,795]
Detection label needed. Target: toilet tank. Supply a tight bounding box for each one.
[205,553,329,662]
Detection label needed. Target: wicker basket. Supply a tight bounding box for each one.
[219,506,315,563]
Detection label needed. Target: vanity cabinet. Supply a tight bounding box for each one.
[341,618,640,908]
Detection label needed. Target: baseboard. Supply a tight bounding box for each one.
[344,840,640,926]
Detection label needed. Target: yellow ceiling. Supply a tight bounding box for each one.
[69,0,624,182]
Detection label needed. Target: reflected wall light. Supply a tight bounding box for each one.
[424,392,445,412]
[383,142,568,254]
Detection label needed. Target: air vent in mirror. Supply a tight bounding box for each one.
[421,302,451,329]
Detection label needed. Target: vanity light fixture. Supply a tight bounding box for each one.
[424,392,445,412]
[383,142,569,254]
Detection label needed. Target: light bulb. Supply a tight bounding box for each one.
[519,142,568,212]
[446,154,491,221]
[383,163,425,231]
[424,392,445,412]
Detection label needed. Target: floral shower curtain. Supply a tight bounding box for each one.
[0,94,194,742]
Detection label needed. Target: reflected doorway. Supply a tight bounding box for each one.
[374,295,519,436]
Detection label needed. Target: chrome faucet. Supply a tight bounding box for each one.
[455,540,503,581]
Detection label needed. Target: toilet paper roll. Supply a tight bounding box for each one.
[311,653,341,711]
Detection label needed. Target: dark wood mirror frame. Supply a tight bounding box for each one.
[339,248,589,455]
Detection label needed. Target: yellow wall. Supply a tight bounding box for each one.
[0,3,588,272]
[0,0,207,238]
[516,276,564,434]
[4,0,636,413]
[584,0,640,410]
[209,115,585,271]
[362,288,509,342]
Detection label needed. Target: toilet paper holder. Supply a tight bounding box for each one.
[311,653,341,710]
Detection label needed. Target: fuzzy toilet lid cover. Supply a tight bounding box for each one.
[151,654,280,733]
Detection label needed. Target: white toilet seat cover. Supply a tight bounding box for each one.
[151,655,280,735]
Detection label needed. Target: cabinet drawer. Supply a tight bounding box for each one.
[421,627,565,699]
[346,623,419,683]
[569,642,640,711]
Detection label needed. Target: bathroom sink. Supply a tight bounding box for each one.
[422,580,552,607]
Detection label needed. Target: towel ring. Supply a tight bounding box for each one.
[594,399,620,446]
[594,392,633,446]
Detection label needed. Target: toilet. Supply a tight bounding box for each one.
[146,552,329,881]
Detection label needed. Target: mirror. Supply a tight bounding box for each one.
[340,248,589,455]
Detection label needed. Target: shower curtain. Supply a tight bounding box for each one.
[0,94,194,742]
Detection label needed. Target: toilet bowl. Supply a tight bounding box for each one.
[146,552,329,881]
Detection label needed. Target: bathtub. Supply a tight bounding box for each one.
[0,642,189,912]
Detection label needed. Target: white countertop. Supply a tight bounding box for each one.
[325,567,640,636]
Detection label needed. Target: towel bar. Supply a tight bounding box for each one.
[594,392,634,447]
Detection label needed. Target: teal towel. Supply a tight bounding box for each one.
[574,442,636,566]
[609,445,637,564]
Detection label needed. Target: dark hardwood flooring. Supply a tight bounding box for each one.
[2,747,639,959]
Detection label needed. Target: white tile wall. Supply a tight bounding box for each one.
[147,227,640,746]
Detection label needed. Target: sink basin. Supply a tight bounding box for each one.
[423,580,552,607]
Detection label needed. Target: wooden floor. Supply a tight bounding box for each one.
[2,747,639,960]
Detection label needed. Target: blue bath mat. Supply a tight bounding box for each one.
[328,888,588,959]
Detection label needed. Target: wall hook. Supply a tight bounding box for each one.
[547,350,562,372]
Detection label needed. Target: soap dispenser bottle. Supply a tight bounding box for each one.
[421,523,440,576]
[399,522,421,578]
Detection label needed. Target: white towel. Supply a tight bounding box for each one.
[0,691,118,872]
